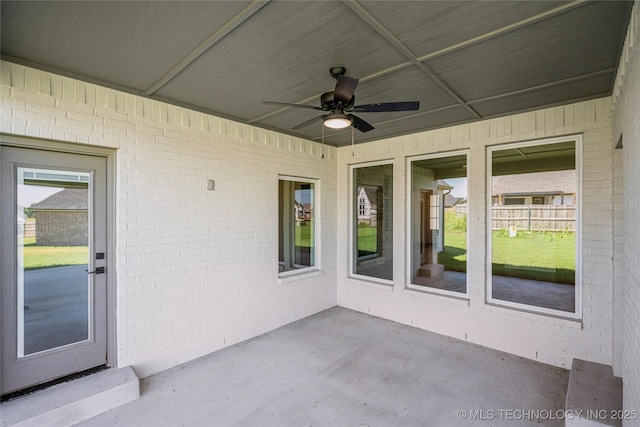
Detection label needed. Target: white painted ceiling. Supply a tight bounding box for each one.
[0,1,632,146]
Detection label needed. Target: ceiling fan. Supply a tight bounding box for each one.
[260,67,419,133]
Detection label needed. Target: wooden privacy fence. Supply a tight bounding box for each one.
[492,206,575,232]
[23,220,36,237]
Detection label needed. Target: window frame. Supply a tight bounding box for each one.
[405,150,470,298]
[485,135,582,319]
[349,160,394,285]
[278,175,321,278]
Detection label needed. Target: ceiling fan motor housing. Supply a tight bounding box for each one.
[321,91,355,110]
[329,66,347,79]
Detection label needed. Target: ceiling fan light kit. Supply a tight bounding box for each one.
[261,67,419,133]
[323,113,352,129]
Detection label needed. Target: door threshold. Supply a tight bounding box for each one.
[1,365,109,403]
[0,366,139,427]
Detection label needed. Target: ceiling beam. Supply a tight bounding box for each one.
[143,0,270,96]
[342,0,482,119]
[467,68,615,105]
[418,0,591,62]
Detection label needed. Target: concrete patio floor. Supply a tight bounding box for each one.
[413,271,575,312]
[78,307,569,427]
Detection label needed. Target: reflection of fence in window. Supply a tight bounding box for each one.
[492,206,575,232]
[23,220,36,237]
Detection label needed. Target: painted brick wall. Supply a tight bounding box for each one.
[612,1,640,421]
[1,61,338,378]
[336,97,619,372]
[34,210,88,246]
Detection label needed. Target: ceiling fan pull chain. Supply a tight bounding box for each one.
[351,125,355,157]
[321,124,325,159]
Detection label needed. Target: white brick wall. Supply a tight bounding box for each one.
[337,97,618,371]
[1,61,338,378]
[612,1,640,422]
[2,28,638,412]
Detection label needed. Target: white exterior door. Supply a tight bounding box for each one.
[1,146,108,395]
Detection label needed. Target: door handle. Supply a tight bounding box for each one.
[87,267,105,274]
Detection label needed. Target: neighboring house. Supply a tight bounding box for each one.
[444,193,465,209]
[356,186,378,226]
[294,201,313,224]
[444,193,467,216]
[491,170,576,206]
[31,188,88,246]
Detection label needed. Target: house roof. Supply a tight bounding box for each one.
[31,189,88,210]
[358,186,378,207]
[436,179,453,190]
[492,170,575,196]
[444,193,465,208]
[0,1,632,146]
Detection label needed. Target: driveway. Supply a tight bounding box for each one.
[23,265,89,355]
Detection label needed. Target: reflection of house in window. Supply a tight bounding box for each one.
[294,201,313,224]
[356,185,380,260]
[356,186,377,225]
[492,170,575,206]
[31,188,88,246]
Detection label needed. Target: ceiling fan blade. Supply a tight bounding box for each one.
[351,101,420,113]
[260,101,323,111]
[351,115,375,132]
[334,75,359,105]
[292,115,324,130]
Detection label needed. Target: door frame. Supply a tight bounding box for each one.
[0,133,117,377]
[419,189,434,266]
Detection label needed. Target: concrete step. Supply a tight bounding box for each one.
[418,263,444,277]
[1,366,139,427]
[565,359,622,427]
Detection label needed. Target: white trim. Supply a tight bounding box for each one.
[277,269,323,284]
[402,286,470,306]
[485,134,582,320]
[405,149,470,299]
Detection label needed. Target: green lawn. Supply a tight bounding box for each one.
[22,237,88,270]
[440,230,576,284]
[295,220,314,247]
[357,225,378,256]
[438,232,468,273]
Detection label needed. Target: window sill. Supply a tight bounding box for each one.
[485,300,582,325]
[278,269,323,284]
[403,285,470,306]
[345,275,394,290]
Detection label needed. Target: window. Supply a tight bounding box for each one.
[487,137,580,317]
[504,197,525,205]
[532,196,545,205]
[279,177,317,275]
[409,152,468,295]
[352,163,393,281]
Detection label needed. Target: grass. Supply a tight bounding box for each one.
[295,220,314,247]
[357,224,378,256]
[439,230,576,284]
[439,232,468,273]
[22,237,88,271]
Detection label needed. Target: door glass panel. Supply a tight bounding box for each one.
[16,168,91,356]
